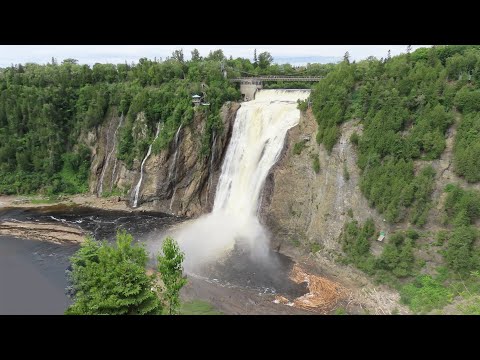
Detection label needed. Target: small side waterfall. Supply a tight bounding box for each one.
[97,114,124,196]
[110,114,125,192]
[132,122,161,208]
[168,124,183,212]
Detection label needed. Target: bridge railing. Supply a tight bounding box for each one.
[230,76,323,82]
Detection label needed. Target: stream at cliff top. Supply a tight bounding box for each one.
[0,205,307,314]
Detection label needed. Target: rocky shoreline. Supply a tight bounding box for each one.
[0,220,85,244]
[0,194,136,212]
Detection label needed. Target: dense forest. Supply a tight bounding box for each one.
[310,45,480,313]
[312,46,480,224]
[0,49,328,195]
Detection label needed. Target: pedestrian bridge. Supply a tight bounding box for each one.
[230,76,322,101]
[230,76,323,83]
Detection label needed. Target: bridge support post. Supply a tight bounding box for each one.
[240,79,263,101]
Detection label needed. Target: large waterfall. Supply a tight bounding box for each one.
[162,90,310,270]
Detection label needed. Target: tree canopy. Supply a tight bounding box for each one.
[66,230,188,315]
[66,230,163,315]
[311,45,480,225]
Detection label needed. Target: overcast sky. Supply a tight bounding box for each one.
[0,45,430,67]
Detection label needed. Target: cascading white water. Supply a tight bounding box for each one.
[206,131,217,204]
[110,114,125,192]
[98,114,124,196]
[161,90,310,270]
[132,123,161,208]
[168,124,183,212]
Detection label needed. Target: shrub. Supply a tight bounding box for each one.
[312,154,320,173]
[343,163,350,181]
[350,131,360,145]
[400,275,453,313]
[293,140,306,155]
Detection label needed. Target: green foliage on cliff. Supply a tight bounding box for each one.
[341,219,376,274]
[342,187,480,312]
[400,275,453,313]
[312,61,356,153]
[442,184,480,274]
[444,184,480,226]
[66,230,187,315]
[292,140,306,155]
[453,112,480,182]
[342,219,418,283]
[310,45,480,225]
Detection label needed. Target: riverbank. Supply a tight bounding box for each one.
[0,221,85,244]
[0,194,135,213]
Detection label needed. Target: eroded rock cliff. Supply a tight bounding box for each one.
[260,109,411,314]
[261,109,387,257]
[88,102,239,217]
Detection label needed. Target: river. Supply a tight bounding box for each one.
[0,205,309,315]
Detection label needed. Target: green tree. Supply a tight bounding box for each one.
[258,52,274,70]
[207,49,225,62]
[172,49,184,63]
[191,49,202,62]
[157,237,188,315]
[66,230,163,315]
[444,226,477,274]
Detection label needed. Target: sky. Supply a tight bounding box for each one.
[0,45,430,67]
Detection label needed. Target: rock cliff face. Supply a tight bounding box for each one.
[260,109,387,257]
[259,109,411,314]
[132,102,239,217]
[87,108,131,196]
[88,102,239,217]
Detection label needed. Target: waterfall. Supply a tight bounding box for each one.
[162,90,310,270]
[206,131,217,204]
[132,122,161,208]
[97,115,123,196]
[110,114,125,192]
[168,124,183,212]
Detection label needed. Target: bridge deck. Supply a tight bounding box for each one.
[230,76,322,82]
